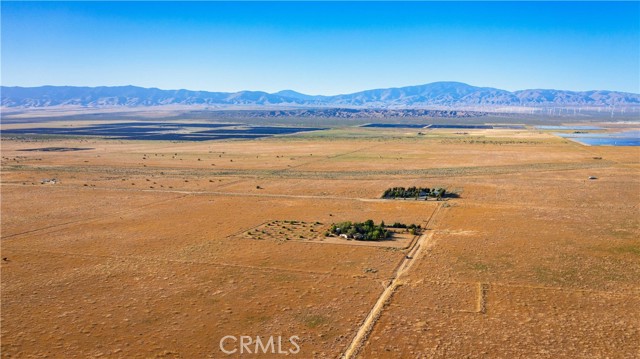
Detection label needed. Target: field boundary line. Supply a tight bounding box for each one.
[476,282,489,314]
[4,247,365,279]
[402,279,640,297]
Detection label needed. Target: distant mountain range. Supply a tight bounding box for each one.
[2,82,639,109]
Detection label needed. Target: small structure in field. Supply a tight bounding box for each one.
[328,220,422,241]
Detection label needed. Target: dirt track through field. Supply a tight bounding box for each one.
[342,204,443,359]
[5,247,355,278]
[0,182,397,204]
[271,143,381,174]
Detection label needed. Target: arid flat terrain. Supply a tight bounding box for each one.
[1,123,639,358]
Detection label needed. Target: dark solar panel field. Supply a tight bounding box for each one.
[1,122,325,141]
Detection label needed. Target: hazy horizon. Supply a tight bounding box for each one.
[2,2,639,94]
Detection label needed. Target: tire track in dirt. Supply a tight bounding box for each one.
[4,247,361,279]
[341,204,443,359]
[0,182,400,203]
[269,143,382,174]
[392,279,640,298]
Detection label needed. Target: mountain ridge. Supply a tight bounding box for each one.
[2,82,639,109]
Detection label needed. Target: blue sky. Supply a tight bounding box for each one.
[2,1,639,94]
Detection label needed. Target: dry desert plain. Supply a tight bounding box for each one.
[1,123,639,358]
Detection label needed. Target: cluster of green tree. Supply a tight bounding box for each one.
[329,220,388,241]
[382,186,446,200]
[389,222,422,235]
[390,222,420,229]
[328,220,421,241]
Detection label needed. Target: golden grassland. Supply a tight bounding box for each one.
[1,124,639,358]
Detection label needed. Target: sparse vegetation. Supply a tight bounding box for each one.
[3,120,637,358]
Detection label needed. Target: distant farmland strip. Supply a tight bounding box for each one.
[3,160,615,180]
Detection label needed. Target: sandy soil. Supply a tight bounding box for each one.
[1,124,639,358]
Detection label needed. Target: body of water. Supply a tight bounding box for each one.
[555,130,640,146]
